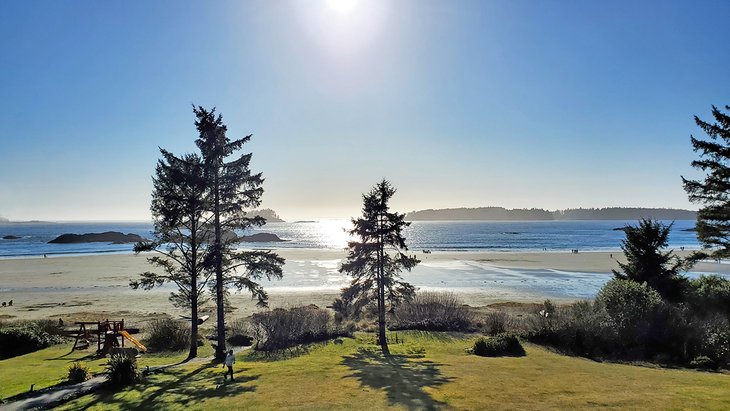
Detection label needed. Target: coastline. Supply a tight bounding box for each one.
[1,249,728,323]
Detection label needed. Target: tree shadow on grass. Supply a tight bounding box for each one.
[341,348,454,410]
[46,351,104,362]
[78,363,258,410]
[245,344,313,362]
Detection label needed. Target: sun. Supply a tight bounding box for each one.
[326,0,359,15]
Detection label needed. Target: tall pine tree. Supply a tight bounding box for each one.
[131,150,212,359]
[682,105,730,259]
[339,180,419,355]
[193,106,284,360]
[612,219,688,302]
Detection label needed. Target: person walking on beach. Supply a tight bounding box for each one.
[223,349,235,381]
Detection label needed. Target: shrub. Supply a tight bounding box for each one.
[106,354,139,387]
[524,300,616,358]
[390,292,475,332]
[694,315,730,368]
[685,275,730,316]
[690,356,716,370]
[472,333,525,357]
[67,361,91,383]
[146,318,190,351]
[0,320,66,359]
[331,289,371,321]
[597,279,662,347]
[250,306,350,351]
[482,311,511,335]
[227,318,254,347]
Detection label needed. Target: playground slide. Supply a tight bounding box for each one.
[120,330,147,352]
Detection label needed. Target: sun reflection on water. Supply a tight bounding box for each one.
[312,219,352,249]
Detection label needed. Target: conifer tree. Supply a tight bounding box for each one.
[339,180,419,355]
[193,106,284,360]
[682,105,730,259]
[612,219,688,302]
[131,150,211,359]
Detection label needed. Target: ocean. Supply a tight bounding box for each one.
[0,219,701,258]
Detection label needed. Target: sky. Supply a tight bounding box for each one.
[0,0,729,221]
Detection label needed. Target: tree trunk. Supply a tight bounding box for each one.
[190,287,199,359]
[378,282,389,355]
[378,217,389,356]
[189,224,199,360]
[214,169,226,361]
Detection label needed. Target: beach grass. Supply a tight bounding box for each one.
[0,342,213,401]
[44,331,730,410]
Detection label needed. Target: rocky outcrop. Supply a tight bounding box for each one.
[2,235,20,240]
[238,233,285,242]
[48,232,146,244]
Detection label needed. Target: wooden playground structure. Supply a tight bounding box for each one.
[71,319,147,354]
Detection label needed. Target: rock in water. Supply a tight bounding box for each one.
[2,235,21,240]
[238,233,285,242]
[48,231,146,244]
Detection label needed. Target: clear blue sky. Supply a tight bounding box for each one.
[1,0,728,221]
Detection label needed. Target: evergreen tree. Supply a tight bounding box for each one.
[682,105,730,259]
[339,180,419,355]
[612,219,689,302]
[131,150,211,359]
[193,106,284,360]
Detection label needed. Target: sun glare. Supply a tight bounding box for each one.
[327,0,359,14]
[298,0,387,60]
[316,219,351,249]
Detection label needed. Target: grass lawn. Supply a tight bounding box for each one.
[0,342,212,401]
[43,332,730,410]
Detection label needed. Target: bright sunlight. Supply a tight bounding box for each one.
[326,0,359,14]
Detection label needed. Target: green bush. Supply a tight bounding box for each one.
[390,292,475,332]
[689,355,716,370]
[597,279,662,347]
[146,318,190,351]
[527,300,617,357]
[250,306,350,351]
[0,320,66,359]
[685,275,730,316]
[472,333,525,357]
[695,316,730,368]
[67,361,92,383]
[106,354,139,387]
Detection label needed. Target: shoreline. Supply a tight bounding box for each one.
[0,245,708,261]
[1,249,728,323]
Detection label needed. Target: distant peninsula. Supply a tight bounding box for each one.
[0,218,53,224]
[49,231,147,244]
[405,207,697,221]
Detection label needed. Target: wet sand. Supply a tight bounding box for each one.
[0,249,727,323]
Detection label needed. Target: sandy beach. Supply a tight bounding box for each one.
[1,249,728,324]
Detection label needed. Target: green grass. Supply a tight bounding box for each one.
[43,332,730,410]
[0,342,212,401]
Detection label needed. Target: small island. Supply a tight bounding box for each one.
[48,231,147,244]
[238,233,285,242]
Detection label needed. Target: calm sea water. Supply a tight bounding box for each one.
[0,220,700,258]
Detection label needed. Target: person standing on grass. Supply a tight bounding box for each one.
[223,349,235,381]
